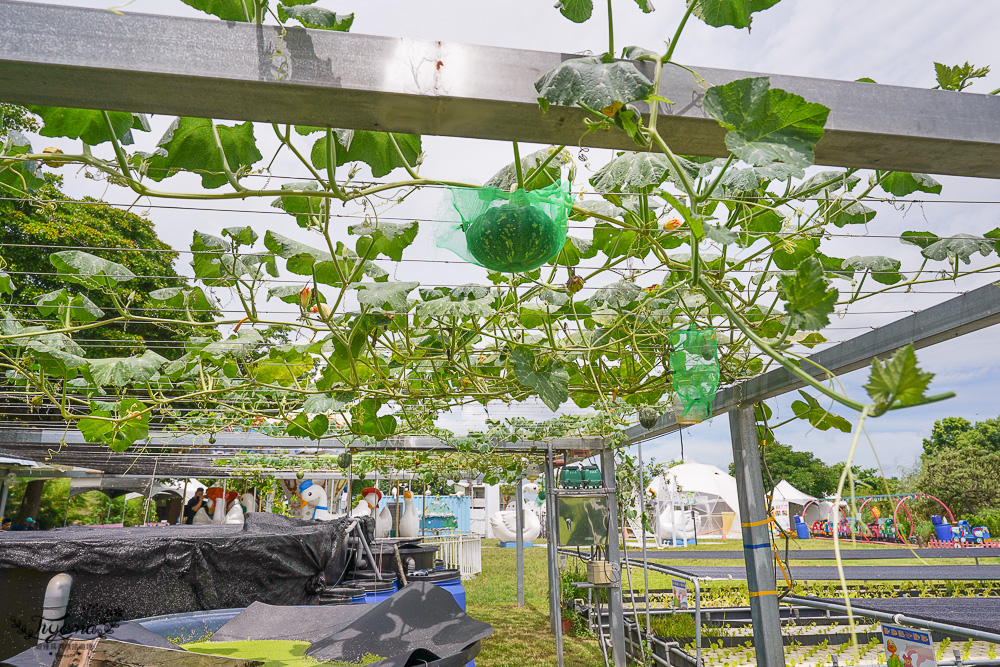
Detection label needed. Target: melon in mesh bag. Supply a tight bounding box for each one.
[436,180,572,273]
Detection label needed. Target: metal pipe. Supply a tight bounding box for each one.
[354,522,382,581]
[784,595,1000,644]
[516,478,525,607]
[0,478,8,519]
[636,439,652,640]
[600,448,627,667]
[544,442,565,666]
[38,573,72,645]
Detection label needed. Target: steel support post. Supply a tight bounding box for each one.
[544,444,565,666]
[515,478,525,607]
[730,404,785,667]
[0,480,8,519]
[601,448,627,667]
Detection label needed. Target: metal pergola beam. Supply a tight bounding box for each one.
[628,281,1000,442]
[2,2,1000,178]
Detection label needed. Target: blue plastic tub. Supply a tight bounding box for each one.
[407,569,466,611]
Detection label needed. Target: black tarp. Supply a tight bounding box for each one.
[0,514,349,660]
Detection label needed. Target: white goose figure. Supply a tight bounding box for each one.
[211,497,226,524]
[297,480,339,521]
[191,503,213,525]
[490,482,542,542]
[240,493,257,514]
[398,490,419,538]
[351,497,374,518]
[375,502,392,539]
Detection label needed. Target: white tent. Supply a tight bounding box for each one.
[770,479,816,531]
[649,462,742,540]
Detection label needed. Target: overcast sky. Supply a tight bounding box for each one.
[13,0,1000,476]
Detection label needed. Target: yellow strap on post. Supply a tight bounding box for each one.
[741,515,776,528]
[748,590,778,598]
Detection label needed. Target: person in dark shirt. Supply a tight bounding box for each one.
[183,488,206,525]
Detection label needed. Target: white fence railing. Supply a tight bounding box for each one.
[423,533,482,580]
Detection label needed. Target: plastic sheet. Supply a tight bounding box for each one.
[0,514,349,660]
[669,325,720,424]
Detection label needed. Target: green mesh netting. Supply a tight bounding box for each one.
[436,181,572,273]
[669,325,720,424]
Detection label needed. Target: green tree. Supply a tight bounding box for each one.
[732,440,839,499]
[0,179,217,359]
[916,445,1000,515]
[0,104,39,135]
[922,416,1000,455]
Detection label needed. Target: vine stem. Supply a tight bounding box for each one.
[662,0,699,64]
[607,0,615,56]
[101,111,133,181]
[697,276,868,412]
[832,404,870,648]
[512,142,525,190]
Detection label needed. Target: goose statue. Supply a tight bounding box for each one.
[297,480,339,521]
[655,505,696,543]
[240,492,256,514]
[224,499,246,525]
[191,502,213,525]
[211,497,226,524]
[351,496,374,518]
[490,482,541,543]
[398,489,419,538]
[361,487,382,515]
[375,502,392,539]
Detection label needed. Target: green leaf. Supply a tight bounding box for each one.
[271,182,325,228]
[179,0,254,21]
[510,347,569,411]
[899,231,938,250]
[0,272,12,294]
[50,251,134,290]
[486,146,572,192]
[349,220,418,262]
[302,393,346,414]
[587,280,642,309]
[933,62,991,92]
[863,344,934,410]
[146,117,262,189]
[555,235,599,266]
[877,172,942,197]
[777,257,837,331]
[689,0,781,29]
[720,163,798,192]
[0,131,44,195]
[791,170,860,197]
[590,152,699,192]
[827,198,875,227]
[36,289,104,324]
[201,329,263,360]
[534,57,653,112]
[770,236,819,270]
[703,77,829,174]
[353,281,419,312]
[311,131,421,178]
[704,224,740,245]
[223,226,258,247]
[148,286,214,315]
[350,398,397,437]
[286,412,330,440]
[264,230,332,273]
[633,0,655,13]
[843,255,902,285]
[254,345,314,386]
[88,351,167,387]
[555,0,593,22]
[79,398,150,452]
[27,107,137,145]
[791,391,853,433]
[921,234,993,265]
[278,5,354,30]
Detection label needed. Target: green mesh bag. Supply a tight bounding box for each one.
[669,325,720,424]
[436,180,572,273]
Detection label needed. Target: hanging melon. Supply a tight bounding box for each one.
[436,181,572,273]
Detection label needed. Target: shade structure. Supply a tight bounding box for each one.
[771,479,817,531]
[649,462,742,540]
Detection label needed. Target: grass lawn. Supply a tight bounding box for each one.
[466,540,605,667]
